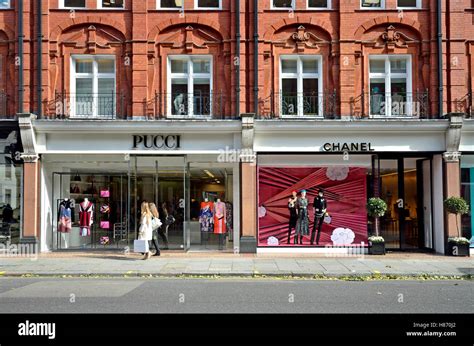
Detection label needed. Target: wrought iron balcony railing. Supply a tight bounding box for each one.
[53,92,127,120]
[258,91,337,119]
[149,92,230,119]
[453,93,473,118]
[350,90,430,119]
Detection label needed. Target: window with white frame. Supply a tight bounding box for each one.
[168,56,212,117]
[308,0,330,9]
[361,0,384,8]
[71,56,116,118]
[98,0,124,9]
[60,0,86,8]
[195,0,221,9]
[272,0,295,9]
[158,0,184,9]
[0,0,10,9]
[369,55,412,117]
[280,55,323,117]
[397,0,421,8]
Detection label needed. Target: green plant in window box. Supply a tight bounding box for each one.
[444,197,470,257]
[368,236,385,244]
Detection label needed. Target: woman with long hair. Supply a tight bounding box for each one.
[149,203,162,256]
[138,201,153,260]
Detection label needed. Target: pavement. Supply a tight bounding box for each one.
[0,251,472,278]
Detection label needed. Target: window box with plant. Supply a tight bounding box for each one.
[444,197,470,257]
[367,197,387,255]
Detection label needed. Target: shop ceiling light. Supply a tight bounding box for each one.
[204,170,215,178]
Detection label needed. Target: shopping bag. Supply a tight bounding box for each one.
[133,239,149,253]
[151,217,162,231]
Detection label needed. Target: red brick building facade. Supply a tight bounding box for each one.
[0,0,472,254]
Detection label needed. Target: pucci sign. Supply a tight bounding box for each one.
[132,135,181,150]
[322,142,374,152]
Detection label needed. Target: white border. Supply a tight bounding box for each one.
[59,0,86,9]
[157,0,184,10]
[97,0,125,10]
[307,0,331,10]
[194,0,222,10]
[397,0,421,9]
[360,0,385,9]
[271,0,295,10]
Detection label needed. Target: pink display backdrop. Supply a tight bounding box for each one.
[257,167,368,247]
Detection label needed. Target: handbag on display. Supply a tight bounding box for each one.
[151,217,162,231]
[100,204,110,214]
[71,185,80,194]
[72,173,81,182]
[100,189,110,198]
[324,213,332,224]
[133,239,149,253]
[100,236,110,245]
[165,215,175,225]
[100,221,110,229]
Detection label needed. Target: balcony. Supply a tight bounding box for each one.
[453,93,473,119]
[149,92,230,120]
[350,90,430,119]
[52,92,128,120]
[258,91,338,119]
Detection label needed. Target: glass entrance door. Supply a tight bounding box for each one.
[378,157,433,250]
[131,156,186,251]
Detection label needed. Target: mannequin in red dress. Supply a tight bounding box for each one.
[213,199,227,250]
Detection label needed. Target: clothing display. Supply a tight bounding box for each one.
[79,200,94,237]
[199,201,214,232]
[311,195,328,245]
[287,196,298,243]
[213,201,227,234]
[295,197,310,236]
[58,199,75,233]
[225,202,233,239]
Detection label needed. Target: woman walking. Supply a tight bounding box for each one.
[158,202,171,250]
[138,201,153,260]
[149,203,162,256]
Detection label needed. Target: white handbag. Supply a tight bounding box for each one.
[151,217,162,231]
[133,239,149,253]
[324,214,332,224]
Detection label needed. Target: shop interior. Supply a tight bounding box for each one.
[379,157,433,250]
[49,156,235,252]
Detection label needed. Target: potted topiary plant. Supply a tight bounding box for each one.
[444,197,470,257]
[367,197,388,255]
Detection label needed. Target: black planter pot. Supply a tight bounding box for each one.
[369,242,386,255]
[446,242,470,257]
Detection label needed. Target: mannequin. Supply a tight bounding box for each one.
[287,191,298,244]
[199,198,214,247]
[311,189,327,245]
[58,198,75,249]
[79,198,94,237]
[214,198,227,250]
[295,190,310,245]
